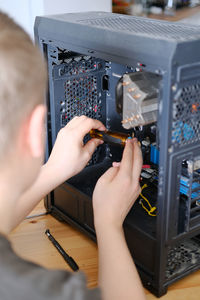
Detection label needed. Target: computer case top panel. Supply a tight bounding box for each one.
[35,12,200,69]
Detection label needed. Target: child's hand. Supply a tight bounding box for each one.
[46,116,106,183]
[93,138,142,231]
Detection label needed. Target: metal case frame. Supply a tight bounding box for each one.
[35,12,200,296]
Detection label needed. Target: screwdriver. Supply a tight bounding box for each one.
[89,129,130,147]
[45,229,79,272]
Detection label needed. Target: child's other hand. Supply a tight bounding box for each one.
[93,138,142,231]
[46,116,106,182]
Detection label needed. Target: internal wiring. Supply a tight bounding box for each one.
[139,184,157,217]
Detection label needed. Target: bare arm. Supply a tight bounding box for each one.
[10,116,106,230]
[93,139,146,300]
[96,226,145,300]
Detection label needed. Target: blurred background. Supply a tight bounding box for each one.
[0,0,112,38]
[0,0,199,38]
[112,0,200,16]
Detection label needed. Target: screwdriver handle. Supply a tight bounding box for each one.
[90,129,129,147]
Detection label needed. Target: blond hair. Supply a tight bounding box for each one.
[0,12,47,159]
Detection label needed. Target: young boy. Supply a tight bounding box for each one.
[0,12,146,300]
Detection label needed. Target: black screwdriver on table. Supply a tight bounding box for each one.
[45,229,79,272]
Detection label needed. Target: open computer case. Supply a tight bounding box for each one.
[34,12,200,297]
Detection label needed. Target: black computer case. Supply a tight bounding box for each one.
[34,12,200,297]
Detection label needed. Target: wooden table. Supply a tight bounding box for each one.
[148,6,200,22]
[9,201,200,299]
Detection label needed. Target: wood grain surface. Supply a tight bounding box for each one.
[8,201,200,299]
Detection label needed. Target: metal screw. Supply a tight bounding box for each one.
[168,146,173,153]
[171,84,177,92]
